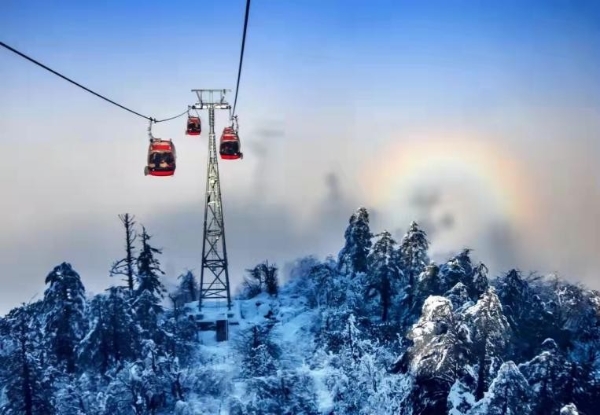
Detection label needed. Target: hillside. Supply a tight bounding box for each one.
[1,208,599,414]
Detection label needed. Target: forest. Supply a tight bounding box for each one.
[1,208,598,414]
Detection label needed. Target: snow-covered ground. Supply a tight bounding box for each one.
[179,291,331,414]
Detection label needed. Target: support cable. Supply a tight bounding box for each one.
[231,0,251,117]
[154,109,189,123]
[1,41,185,123]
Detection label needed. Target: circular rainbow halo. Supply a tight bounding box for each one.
[358,131,537,250]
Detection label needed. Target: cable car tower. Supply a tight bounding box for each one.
[191,89,233,312]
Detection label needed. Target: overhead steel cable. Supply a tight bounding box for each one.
[154,109,189,123]
[231,0,251,117]
[0,40,185,123]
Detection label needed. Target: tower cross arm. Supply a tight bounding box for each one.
[191,89,232,106]
[192,103,231,110]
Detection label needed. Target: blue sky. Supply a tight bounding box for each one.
[1,0,600,315]
[2,0,600,126]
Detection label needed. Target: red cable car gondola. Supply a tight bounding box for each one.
[186,116,201,136]
[144,138,176,177]
[219,126,243,160]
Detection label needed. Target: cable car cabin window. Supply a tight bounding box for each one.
[149,151,175,170]
[220,141,239,155]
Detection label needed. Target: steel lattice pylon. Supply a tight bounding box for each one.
[191,89,232,310]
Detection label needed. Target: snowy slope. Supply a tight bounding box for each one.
[178,290,328,414]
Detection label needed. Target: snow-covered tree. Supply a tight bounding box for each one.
[263,261,279,296]
[403,261,448,330]
[135,226,166,300]
[159,310,198,364]
[338,207,373,275]
[326,314,395,415]
[245,369,319,414]
[519,338,571,415]
[366,231,403,321]
[494,269,554,360]
[464,287,511,400]
[446,282,473,311]
[403,296,471,414]
[43,262,87,373]
[236,325,280,378]
[78,287,140,373]
[134,290,164,340]
[1,303,54,415]
[412,263,444,315]
[398,221,430,286]
[52,382,88,415]
[177,270,198,305]
[134,226,166,338]
[239,261,279,298]
[468,361,532,415]
[447,379,477,415]
[3,208,600,413]
[471,263,489,300]
[304,260,359,309]
[439,249,475,294]
[241,264,264,299]
[560,403,580,414]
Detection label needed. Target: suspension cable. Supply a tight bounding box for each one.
[1,41,185,123]
[231,0,251,117]
[153,109,189,123]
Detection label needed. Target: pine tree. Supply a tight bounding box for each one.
[109,213,137,294]
[471,262,490,300]
[367,230,402,321]
[339,313,372,363]
[1,303,54,414]
[177,270,198,304]
[239,261,279,298]
[404,296,471,414]
[159,310,197,364]
[414,263,442,301]
[245,370,319,415]
[445,282,472,311]
[134,290,165,340]
[519,339,571,415]
[337,207,373,275]
[464,287,511,400]
[439,249,475,293]
[134,226,166,339]
[241,264,264,298]
[305,260,360,309]
[398,221,430,286]
[406,296,471,381]
[397,222,431,319]
[236,325,280,378]
[329,314,387,414]
[78,287,140,373]
[43,262,87,373]
[403,262,444,327]
[495,269,554,360]
[136,225,166,299]
[262,261,279,297]
[469,361,532,414]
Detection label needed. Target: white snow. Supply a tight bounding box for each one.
[560,403,580,415]
[310,365,335,412]
[175,289,327,413]
[447,380,476,415]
